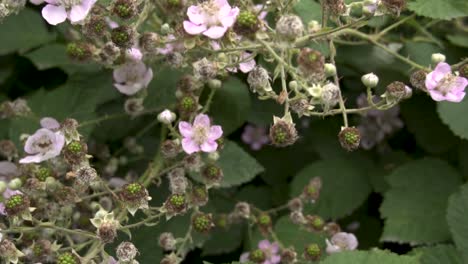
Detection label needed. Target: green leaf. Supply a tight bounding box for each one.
[291,158,372,219]
[380,158,462,244]
[447,35,468,48]
[400,95,459,154]
[217,141,264,187]
[274,216,326,252]
[319,249,420,264]
[23,44,102,74]
[8,72,119,144]
[145,67,184,109]
[447,184,468,262]
[438,99,468,140]
[401,42,439,68]
[209,77,251,135]
[408,0,468,20]
[201,223,244,256]
[411,244,463,264]
[294,0,323,23]
[0,8,55,55]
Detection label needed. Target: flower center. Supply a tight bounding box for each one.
[437,73,457,95]
[34,135,53,153]
[58,0,82,9]
[201,1,222,26]
[193,125,208,145]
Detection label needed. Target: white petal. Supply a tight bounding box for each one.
[42,4,67,25]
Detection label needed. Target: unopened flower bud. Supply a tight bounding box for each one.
[66,43,93,62]
[111,26,135,48]
[124,98,145,117]
[321,83,340,109]
[112,0,136,19]
[308,20,321,33]
[8,178,22,190]
[338,127,361,151]
[183,154,203,172]
[247,66,272,95]
[158,109,176,124]
[431,53,446,65]
[410,70,427,91]
[288,198,303,212]
[290,210,306,225]
[303,243,321,261]
[159,233,176,251]
[161,23,171,35]
[276,15,304,40]
[324,63,337,77]
[117,241,138,262]
[192,212,214,233]
[361,73,379,88]
[207,151,219,161]
[201,164,223,186]
[208,79,222,89]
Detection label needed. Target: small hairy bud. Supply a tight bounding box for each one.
[190,185,209,206]
[164,194,187,217]
[321,83,340,110]
[410,70,428,91]
[303,243,321,261]
[112,0,136,19]
[324,222,342,236]
[66,43,93,62]
[168,168,188,194]
[75,166,98,186]
[57,252,80,264]
[158,109,177,124]
[98,221,118,243]
[324,0,346,16]
[161,139,181,158]
[234,10,259,35]
[117,241,138,262]
[361,73,379,88]
[288,198,303,212]
[0,140,17,159]
[324,63,337,77]
[290,210,306,225]
[306,215,325,232]
[247,66,272,95]
[8,178,22,190]
[338,127,361,151]
[281,248,298,264]
[201,164,224,186]
[208,79,222,90]
[297,48,325,82]
[5,193,30,216]
[270,116,298,147]
[386,81,412,101]
[234,202,251,219]
[183,153,203,172]
[84,16,107,37]
[111,26,135,48]
[140,32,160,53]
[159,232,176,251]
[382,0,406,15]
[193,58,217,81]
[459,64,468,78]
[124,98,145,117]
[192,212,214,233]
[276,15,304,40]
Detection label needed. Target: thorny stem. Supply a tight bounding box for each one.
[329,40,348,127]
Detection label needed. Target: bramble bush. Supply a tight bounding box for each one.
[0,0,468,263]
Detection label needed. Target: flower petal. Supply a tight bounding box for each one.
[258,240,271,250]
[182,138,200,154]
[183,21,207,35]
[19,154,45,164]
[40,117,60,130]
[179,122,193,137]
[201,141,218,152]
[42,4,67,25]
[143,68,154,88]
[428,90,447,101]
[239,57,256,73]
[208,125,223,141]
[446,91,466,103]
[69,0,97,23]
[220,7,239,27]
[114,83,143,96]
[202,26,228,39]
[187,5,204,25]
[194,114,211,127]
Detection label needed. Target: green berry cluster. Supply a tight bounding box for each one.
[193,213,212,233]
[67,141,83,153]
[237,11,257,27]
[37,167,51,181]
[169,194,186,208]
[57,252,77,264]
[126,183,142,195]
[6,194,23,209]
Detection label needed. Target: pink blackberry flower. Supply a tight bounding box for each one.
[178,114,223,154]
[19,127,65,164]
[113,61,153,95]
[183,0,239,39]
[425,62,468,102]
[326,232,358,254]
[241,124,269,150]
[40,0,97,25]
